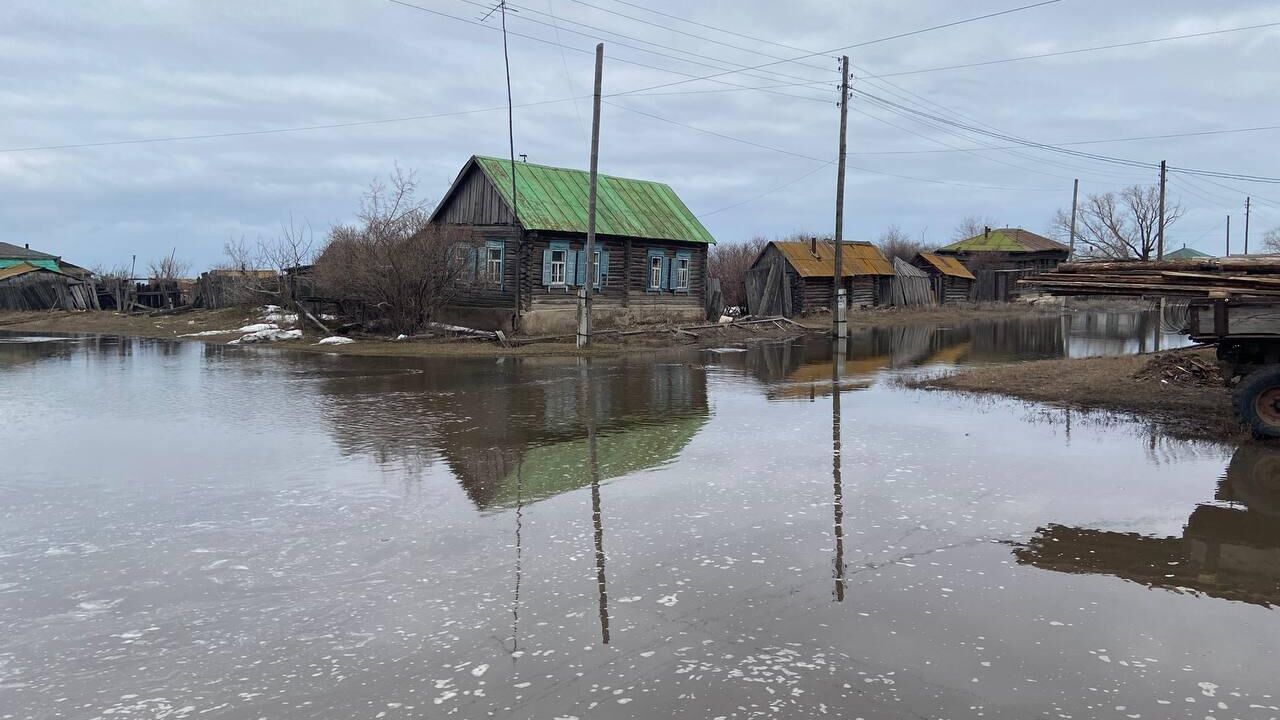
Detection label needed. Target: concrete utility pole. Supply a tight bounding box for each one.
[577,43,604,349]
[1156,160,1167,260]
[1245,196,1252,255]
[832,56,850,340]
[1068,178,1079,260]
[1226,215,1231,257]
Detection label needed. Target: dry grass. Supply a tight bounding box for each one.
[903,347,1244,443]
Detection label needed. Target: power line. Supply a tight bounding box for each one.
[604,99,1060,191]
[872,21,1280,78]
[610,0,1062,97]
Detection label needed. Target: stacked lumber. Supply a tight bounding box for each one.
[1021,257,1280,298]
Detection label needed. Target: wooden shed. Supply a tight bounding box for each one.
[746,239,894,317]
[934,227,1068,301]
[914,252,976,304]
[0,263,95,311]
[428,155,716,334]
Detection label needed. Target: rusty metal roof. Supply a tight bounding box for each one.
[770,240,894,277]
[465,156,715,244]
[937,228,1067,254]
[916,252,976,280]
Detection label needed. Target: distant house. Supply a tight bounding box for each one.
[0,241,96,310]
[428,155,716,334]
[935,227,1069,301]
[1164,246,1213,260]
[747,239,894,316]
[913,252,976,304]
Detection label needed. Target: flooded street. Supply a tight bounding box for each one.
[4,311,1278,720]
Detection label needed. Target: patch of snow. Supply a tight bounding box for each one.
[470,664,489,677]
[395,334,409,341]
[228,328,302,345]
[178,329,236,337]
[236,323,278,333]
[315,336,355,346]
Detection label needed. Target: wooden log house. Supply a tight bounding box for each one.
[747,239,895,317]
[934,227,1068,302]
[913,252,976,304]
[428,155,717,334]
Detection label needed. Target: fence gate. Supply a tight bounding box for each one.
[745,257,793,317]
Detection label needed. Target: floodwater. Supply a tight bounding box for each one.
[4,310,1277,720]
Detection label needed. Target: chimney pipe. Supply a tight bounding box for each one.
[983,226,990,239]
[25,243,30,249]
[810,236,817,255]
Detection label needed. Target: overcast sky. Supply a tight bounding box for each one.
[3,0,1277,271]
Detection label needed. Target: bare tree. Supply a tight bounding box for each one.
[147,249,190,282]
[708,236,767,309]
[313,167,463,334]
[1262,227,1280,254]
[876,225,927,262]
[1052,184,1184,260]
[952,215,996,243]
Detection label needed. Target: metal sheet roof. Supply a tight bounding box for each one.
[937,228,1067,254]
[0,262,65,282]
[771,240,895,277]
[916,252,976,280]
[470,156,716,244]
[1164,246,1213,260]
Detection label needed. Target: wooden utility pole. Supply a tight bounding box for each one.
[577,43,604,349]
[1068,178,1079,260]
[1245,196,1252,255]
[1226,215,1231,257]
[832,56,850,340]
[1156,160,1167,260]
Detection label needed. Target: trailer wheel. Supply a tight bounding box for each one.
[1233,366,1280,438]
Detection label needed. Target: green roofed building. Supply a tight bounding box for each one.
[428,155,717,334]
[1164,245,1213,260]
[935,226,1069,301]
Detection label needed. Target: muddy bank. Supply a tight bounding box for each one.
[0,309,809,357]
[904,346,1244,443]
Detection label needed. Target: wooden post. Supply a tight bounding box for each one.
[1068,178,1079,260]
[1156,160,1167,260]
[832,56,849,339]
[578,43,604,349]
[1226,215,1231,257]
[1245,196,1251,255]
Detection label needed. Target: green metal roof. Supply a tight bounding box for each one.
[472,155,716,244]
[937,228,1066,254]
[1164,246,1212,260]
[481,414,707,510]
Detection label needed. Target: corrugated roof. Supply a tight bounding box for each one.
[0,262,65,281]
[770,240,895,277]
[937,228,1067,254]
[468,155,715,244]
[0,241,57,260]
[916,252,976,280]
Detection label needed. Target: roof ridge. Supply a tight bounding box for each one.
[472,155,673,189]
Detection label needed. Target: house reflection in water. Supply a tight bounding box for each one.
[1013,444,1280,607]
[312,356,709,511]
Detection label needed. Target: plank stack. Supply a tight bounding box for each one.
[1021,257,1280,298]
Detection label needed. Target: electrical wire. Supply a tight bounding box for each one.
[697,160,834,218]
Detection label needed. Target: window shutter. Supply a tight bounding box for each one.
[574,249,587,287]
[541,248,553,286]
[597,250,609,288]
[466,246,479,282]
[662,256,673,291]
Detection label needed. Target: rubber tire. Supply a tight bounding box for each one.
[1232,366,1280,439]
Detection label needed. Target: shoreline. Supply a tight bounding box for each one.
[902,347,1245,444]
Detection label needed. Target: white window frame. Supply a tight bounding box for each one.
[486,246,503,284]
[649,255,663,289]
[676,257,690,290]
[550,249,567,286]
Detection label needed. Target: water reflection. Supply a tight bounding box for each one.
[1014,443,1280,607]
[714,310,1189,401]
[831,342,846,602]
[312,357,710,510]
